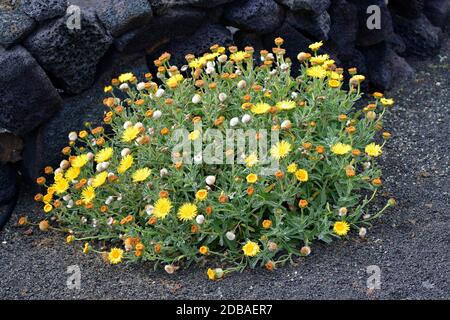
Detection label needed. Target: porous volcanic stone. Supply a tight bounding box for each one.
[95,0,153,37]
[24,9,113,95]
[0,10,36,47]
[275,0,330,14]
[21,0,68,22]
[393,14,442,57]
[388,0,424,19]
[361,42,392,91]
[424,0,450,28]
[224,0,285,35]
[327,0,358,55]
[234,31,265,58]
[0,46,62,136]
[150,0,235,11]
[286,9,330,40]
[22,52,149,181]
[0,164,17,204]
[165,23,233,66]
[115,7,206,54]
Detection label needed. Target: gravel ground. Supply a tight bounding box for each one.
[1,38,449,300]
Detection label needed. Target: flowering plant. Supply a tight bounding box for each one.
[32,39,395,279]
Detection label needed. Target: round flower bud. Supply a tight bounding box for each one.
[219,92,227,102]
[134,122,144,129]
[218,54,228,63]
[237,80,247,89]
[205,175,216,186]
[359,227,367,239]
[66,200,74,209]
[225,231,236,241]
[136,82,146,91]
[119,83,129,91]
[206,66,215,74]
[268,241,278,252]
[160,168,168,177]
[366,111,377,121]
[62,195,71,202]
[123,121,133,129]
[297,52,309,62]
[196,214,205,225]
[105,196,114,205]
[338,207,348,217]
[300,245,311,256]
[230,117,239,127]
[54,168,63,175]
[86,152,94,161]
[214,268,224,279]
[281,120,292,130]
[164,264,175,274]
[121,148,131,157]
[152,110,162,120]
[60,160,70,170]
[241,114,251,124]
[68,132,78,142]
[280,63,289,71]
[192,94,202,104]
[155,88,165,98]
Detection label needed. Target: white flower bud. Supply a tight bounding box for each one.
[363,161,371,170]
[237,80,246,89]
[160,168,168,177]
[359,227,367,239]
[145,205,154,215]
[155,88,165,98]
[153,110,162,119]
[181,65,188,72]
[230,117,239,127]
[123,121,133,129]
[60,160,70,170]
[205,175,216,186]
[280,63,289,71]
[241,114,251,123]
[66,200,74,209]
[225,231,236,241]
[219,92,227,102]
[134,122,144,129]
[291,92,298,99]
[54,168,63,175]
[105,196,114,205]
[119,83,129,91]
[281,119,292,130]
[68,132,78,141]
[62,195,71,202]
[194,153,202,164]
[164,264,175,274]
[192,94,202,104]
[121,148,131,157]
[269,69,278,76]
[196,214,205,225]
[218,54,228,63]
[206,66,215,74]
[86,152,94,161]
[267,53,274,60]
[136,82,146,91]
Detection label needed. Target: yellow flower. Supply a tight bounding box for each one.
[71,154,89,168]
[307,65,327,78]
[118,154,133,174]
[329,71,343,81]
[196,189,208,201]
[365,143,382,157]
[310,54,329,65]
[230,51,247,62]
[95,147,113,163]
[199,246,209,255]
[167,74,184,88]
[295,169,309,182]
[66,235,74,244]
[122,126,140,142]
[246,173,258,184]
[276,100,296,110]
[44,203,53,213]
[328,79,341,88]
[65,167,80,181]
[207,268,216,280]
[380,98,394,106]
[309,41,323,51]
[108,248,124,264]
[270,140,292,160]
[331,143,352,155]
[189,57,207,69]
[244,153,258,167]
[287,163,298,173]
[104,86,112,93]
[81,186,96,204]
[188,130,201,141]
[333,221,350,236]
[153,198,172,219]
[250,102,271,115]
[118,72,133,83]
[177,203,198,221]
[83,243,90,254]
[52,178,69,195]
[242,240,260,257]
[132,168,151,183]
[91,171,108,188]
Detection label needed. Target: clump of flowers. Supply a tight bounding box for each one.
[32,39,395,279]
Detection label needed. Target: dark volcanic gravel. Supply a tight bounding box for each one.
[1,38,449,300]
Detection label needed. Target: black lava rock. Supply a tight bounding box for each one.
[0,46,62,136]
[150,0,235,12]
[115,7,206,54]
[224,0,285,35]
[0,9,36,47]
[286,9,330,40]
[275,0,330,14]
[21,0,68,22]
[165,23,233,66]
[22,52,149,181]
[424,0,450,28]
[393,14,442,57]
[24,9,113,95]
[95,0,153,37]
[234,31,265,59]
[361,42,392,91]
[0,164,17,205]
[389,0,424,19]
[327,0,358,55]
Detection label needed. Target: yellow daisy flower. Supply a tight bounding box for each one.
[195,189,208,201]
[118,154,133,174]
[52,178,69,195]
[91,171,108,188]
[81,186,96,204]
[365,143,382,157]
[333,221,350,236]
[65,167,80,181]
[250,102,271,115]
[108,248,124,264]
[242,240,260,257]
[122,126,140,143]
[276,100,296,110]
[295,169,309,182]
[246,173,258,184]
[230,51,247,62]
[177,203,198,221]
[71,154,89,168]
[188,130,201,141]
[167,74,184,88]
[270,141,292,160]
[307,65,327,78]
[153,198,172,219]
[331,143,352,155]
[380,98,394,106]
[310,54,329,65]
[244,153,259,167]
[309,41,323,51]
[287,163,298,173]
[132,168,151,183]
[118,73,133,83]
[95,147,113,163]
